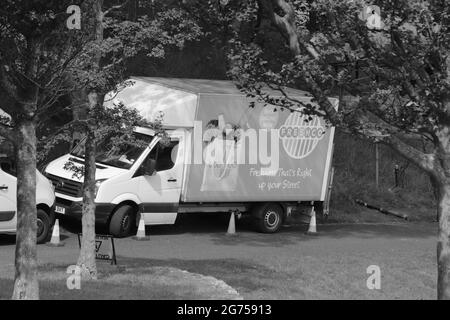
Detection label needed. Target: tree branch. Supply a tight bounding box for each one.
[103,0,130,17]
[258,0,319,59]
[257,0,339,122]
[350,108,439,176]
[381,134,438,177]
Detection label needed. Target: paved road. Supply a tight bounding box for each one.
[0,214,438,299]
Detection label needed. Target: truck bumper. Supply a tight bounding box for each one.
[55,198,114,225]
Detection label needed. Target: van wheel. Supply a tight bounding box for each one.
[37,209,51,244]
[109,205,136,238]
[252,203,284,233]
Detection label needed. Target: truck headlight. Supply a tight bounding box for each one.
[94,179,106,197]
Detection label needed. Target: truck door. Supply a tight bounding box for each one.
[0,167,17,231]
[136,132,185,225]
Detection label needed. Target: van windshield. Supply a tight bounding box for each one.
[71,132,154,170]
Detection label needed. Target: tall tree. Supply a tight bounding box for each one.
[68,0,202,278]
[228,0,450,299]
[0,0,90,299]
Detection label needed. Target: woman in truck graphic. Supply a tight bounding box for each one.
[200,114,241,192]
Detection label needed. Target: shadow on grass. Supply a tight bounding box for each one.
[28,257,287,300]
[120,257,278,290]
[205,219,436,248]
[0,234,71,247]
[56,211,437,249]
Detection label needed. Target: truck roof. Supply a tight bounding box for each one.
[133,77,311,97]
[105,77,334,129]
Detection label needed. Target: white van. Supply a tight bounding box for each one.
[0,154,56,243]
[44,78,337,238]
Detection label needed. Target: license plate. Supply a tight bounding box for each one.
[55,206,66,214]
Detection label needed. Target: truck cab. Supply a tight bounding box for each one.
[44,126,184,238]
[0,153,56,243]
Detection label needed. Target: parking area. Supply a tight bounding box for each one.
[0,214,438,299]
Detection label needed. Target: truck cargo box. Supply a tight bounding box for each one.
[106,77,338,203]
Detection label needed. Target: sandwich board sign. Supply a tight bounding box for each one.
[77,234,117,265]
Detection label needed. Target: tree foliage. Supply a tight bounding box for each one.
[227,0,450,299]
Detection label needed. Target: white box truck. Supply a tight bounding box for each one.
[44,77,337,237]
[0,154,56,243]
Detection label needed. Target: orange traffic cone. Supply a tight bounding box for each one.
[132,214,150,241]
[46,219,65,247]
[226,211,236,235]
[305,206,318,235]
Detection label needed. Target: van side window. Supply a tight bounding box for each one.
[148,140,179,172]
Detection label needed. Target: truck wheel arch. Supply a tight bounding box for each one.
[108,201,139,222]
[108,194,141,226]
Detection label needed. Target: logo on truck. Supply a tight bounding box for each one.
[280,113,325,159]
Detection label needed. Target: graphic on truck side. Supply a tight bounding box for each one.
[280,113,326,160]
[188,96,332,202]
[201,114,240,192]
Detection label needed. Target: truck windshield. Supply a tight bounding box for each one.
[71,132,154,170]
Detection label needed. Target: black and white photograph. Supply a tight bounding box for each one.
[0,0,449,305]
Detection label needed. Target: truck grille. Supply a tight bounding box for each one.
[46,174,83,198]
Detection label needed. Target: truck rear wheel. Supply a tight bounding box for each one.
[37,209,51,244]
[252,203,284,233]
[109,205,136,238]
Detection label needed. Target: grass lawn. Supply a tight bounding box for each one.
[0,264,241,300]
[0,278,180,300]
[2,249,431,300]
[116,257,435,300]
[0,222,436,300]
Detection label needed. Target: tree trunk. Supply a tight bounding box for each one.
[437,181,450,300]
[12,119,39,300]
[76,0,105,280]
[77,124,98,279]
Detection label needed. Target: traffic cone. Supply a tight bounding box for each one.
[305,206,318,235]
[132,214,150,241]
[226,211,236,235]
[46,219,65,247]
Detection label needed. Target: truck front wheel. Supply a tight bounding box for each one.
[252,203,284,233]
[109,205,136,238]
